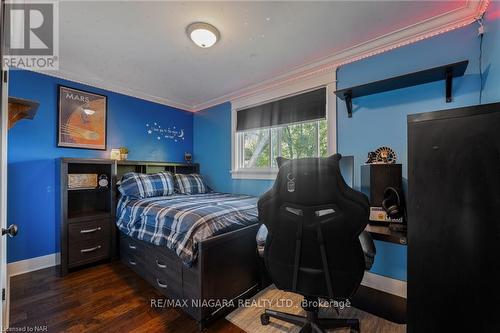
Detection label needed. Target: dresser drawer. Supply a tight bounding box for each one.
[68,219,110,242]
[68,238,110,267]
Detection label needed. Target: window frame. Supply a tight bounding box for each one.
[231,72,337,180]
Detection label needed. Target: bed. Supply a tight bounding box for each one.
[114,161,261,329]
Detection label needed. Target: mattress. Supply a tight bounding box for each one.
[116,192,259,266]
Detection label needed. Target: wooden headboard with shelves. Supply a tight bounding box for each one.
[116,160,199,179]
[114,160,200,203]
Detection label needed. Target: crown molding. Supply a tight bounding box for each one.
[31,68,195,112]
[28,1,490,113]
[192,0,490,112]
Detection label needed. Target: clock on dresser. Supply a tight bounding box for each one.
[59,158,117,276]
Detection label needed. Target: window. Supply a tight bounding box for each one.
[238,119,328,169]
[232,87,334,179]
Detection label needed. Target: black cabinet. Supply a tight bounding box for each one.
[407,103,500,332]
[59,158,116,276]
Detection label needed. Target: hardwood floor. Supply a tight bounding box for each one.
[9,262,244,333]
[10,262,405,333]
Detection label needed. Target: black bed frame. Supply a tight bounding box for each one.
[115,161,261,329]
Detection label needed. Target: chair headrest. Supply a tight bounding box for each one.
[273,154,348,206]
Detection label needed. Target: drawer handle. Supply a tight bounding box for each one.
[128,243,137,250]
[129,258,137,266]
[80,245,101,253]
[80,227,101,234]
[155,259,167,269]
[156,278,167,289]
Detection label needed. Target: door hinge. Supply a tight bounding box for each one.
[2,288,5,301]
[3,71,7,83]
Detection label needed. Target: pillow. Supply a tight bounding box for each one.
[118,172,175,198]
[174,173,208,194]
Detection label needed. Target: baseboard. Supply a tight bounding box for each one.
[7,252,60,277]
[361,271,407,298]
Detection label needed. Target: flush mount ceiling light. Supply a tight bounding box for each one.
[186,22,220,48]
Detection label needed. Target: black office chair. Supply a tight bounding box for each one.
[258,154,374,333]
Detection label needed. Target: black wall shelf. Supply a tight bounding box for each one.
[335,60,469,118]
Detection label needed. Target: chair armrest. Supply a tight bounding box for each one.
[256,224,268,258]
[359,230,376,270]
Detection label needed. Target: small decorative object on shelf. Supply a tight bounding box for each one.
[110,149,121,160]
[119,147,129,160]
[365,151,377,164]
[185,152,192,164]
[366,146,397,164]
[68,174,97,189]
[98,174,109,189]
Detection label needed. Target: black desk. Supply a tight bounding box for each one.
[365,224,407,245]
[354,223,408,324]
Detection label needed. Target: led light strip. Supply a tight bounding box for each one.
[335,0,491,68]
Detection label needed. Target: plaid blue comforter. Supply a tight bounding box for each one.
[116,193,259,266]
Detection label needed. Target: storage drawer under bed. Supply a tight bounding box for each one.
[119,225,260,328]
[120,234,148,257]
[120,233,184,298]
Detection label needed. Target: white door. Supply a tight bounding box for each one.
[0,67,7,328]
[1,0,12,328]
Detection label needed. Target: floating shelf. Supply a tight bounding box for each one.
[8,97,39,129]
[335,60,469,118]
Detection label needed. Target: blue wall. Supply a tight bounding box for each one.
[8,70,193,263]
[337,3,500,281]
[194,5,500,281]
[193,102,274,197]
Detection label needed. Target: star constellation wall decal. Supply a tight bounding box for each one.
[146,122,185,143]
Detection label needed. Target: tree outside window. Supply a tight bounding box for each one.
[240,119,327,169]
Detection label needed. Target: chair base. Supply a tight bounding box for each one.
[261,308,360,333]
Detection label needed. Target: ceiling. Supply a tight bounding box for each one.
[51,1,486,111]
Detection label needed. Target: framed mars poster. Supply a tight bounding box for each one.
[58,86,107,150]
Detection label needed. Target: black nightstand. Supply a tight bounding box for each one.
[59,158,116,276]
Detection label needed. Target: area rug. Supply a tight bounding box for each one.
[226,285,406,333]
